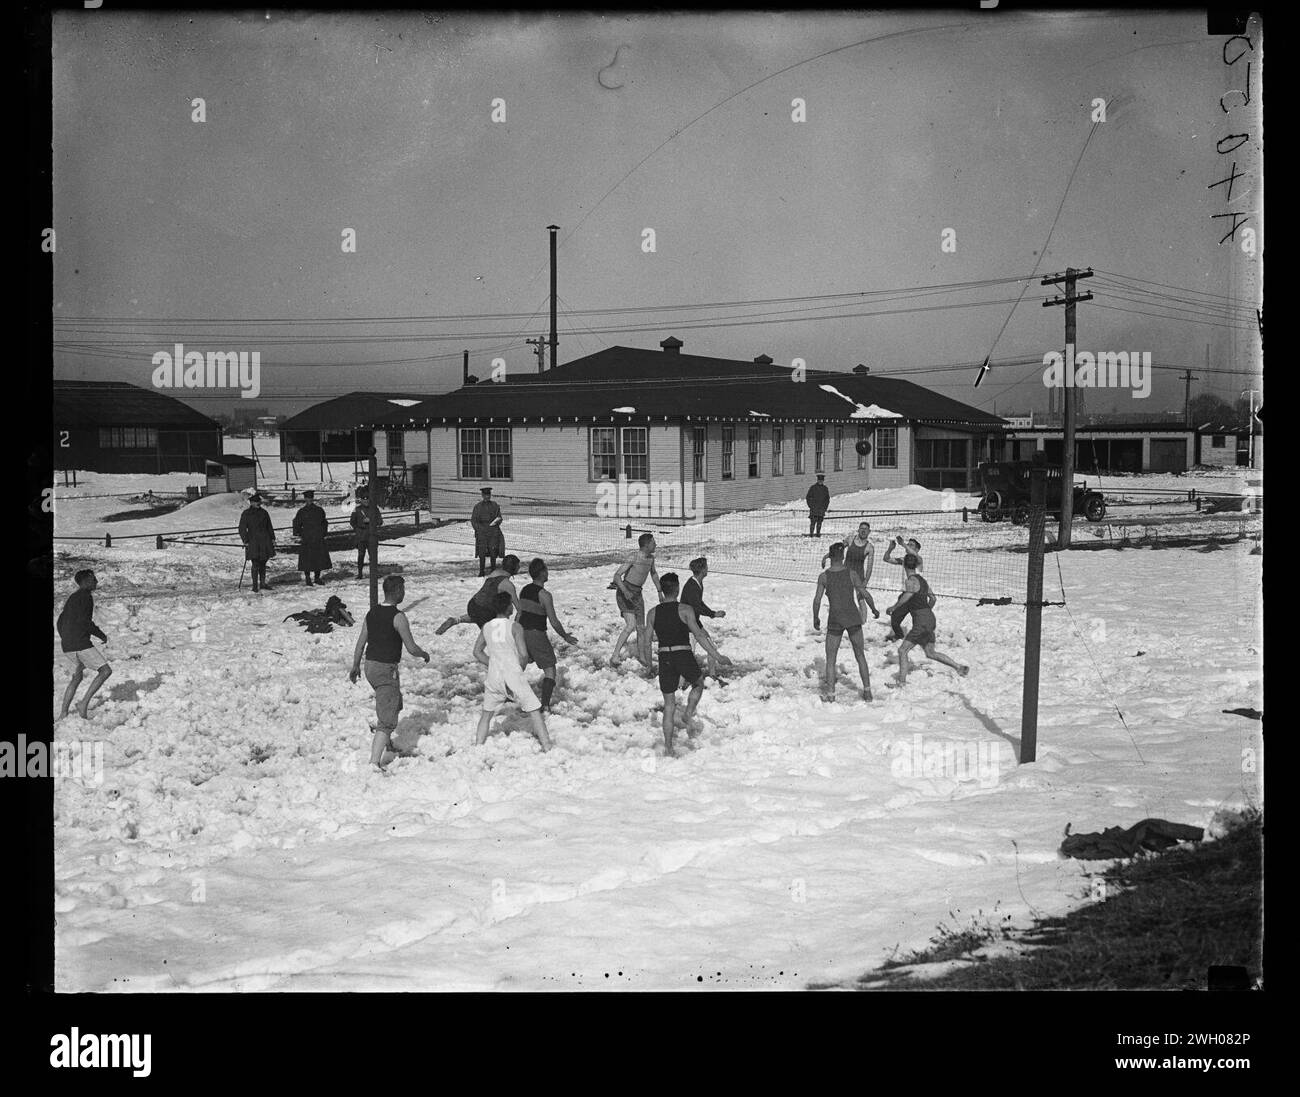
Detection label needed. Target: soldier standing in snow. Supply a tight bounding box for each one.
[238,493,277,592]
[805,473,830,537]
[292,489,331,586]
[470,486,504,577]
[350,491,382,580]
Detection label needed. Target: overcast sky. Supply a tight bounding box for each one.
[52,9,1263,419]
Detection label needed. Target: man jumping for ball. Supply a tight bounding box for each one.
[609,533,663,670]
[887,553,968,686]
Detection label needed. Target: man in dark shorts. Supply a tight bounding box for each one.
[812,541,873,701]
[882,535,924,640]
[436,555,521,634]
[888,554,968,687]
[348,573,431,769]
[646,572,730,755]
[515,557,579,713]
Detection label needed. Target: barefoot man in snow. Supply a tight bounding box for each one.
[813,542,873,701]
[57,569,112,719]
[474,591,552,752]
[349,574,430,769]
[888,553,967,687]
[882,535,924,640]
[609,533,663,670]
[515,558,578,713]
[647,572,731,755]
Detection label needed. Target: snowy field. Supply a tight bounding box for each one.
[51,468,1263,991]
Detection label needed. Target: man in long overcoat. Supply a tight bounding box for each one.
[805,474,830,538]
[238,492,277,592]
[470,486,504,576]
[292,489,331,586]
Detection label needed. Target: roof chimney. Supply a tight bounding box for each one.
[754,354,773,365]
[659,336,683,355]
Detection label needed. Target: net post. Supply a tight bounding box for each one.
[1020,462,1047,764]
[368,449,379,609]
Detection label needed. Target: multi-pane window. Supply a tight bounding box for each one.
[590,426,648,480]
[748,426,761,478]
[857,426,869,469]
[772,426,784,476]
[459,428,484,479]
[915,439,969,468]
[621,427,648,481]
[1212,434,1226,449]
[834,426,844,472]
[99,427,158,449]
[387,430,405,463]
[692,426,707,481]
[873,426,898,469]
[794,427,806,475]
[814,425,826,473]
[487,428,512,479]
[590,427,618,480]
[721,426,734,480]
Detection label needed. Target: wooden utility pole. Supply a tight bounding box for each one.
[1042,267,1093,548]
[1181,369,1199,427]
[525,336,547,373]
[368,448,379,608]
[1020,460,1047,764]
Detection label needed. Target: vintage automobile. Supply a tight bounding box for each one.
[976,459,1107,525]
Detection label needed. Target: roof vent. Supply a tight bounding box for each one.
[754,354,773,365]
[659,336,683,354]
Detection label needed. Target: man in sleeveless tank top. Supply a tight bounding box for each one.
[887,553,968,686]
[812,541,873,701]
[646,572,731,755]
[882,535,924,640]
[514,558,579,713]
[473,591,552,752]
[822,522,881,623]
[349,574,430,769]
[436,556,522,634]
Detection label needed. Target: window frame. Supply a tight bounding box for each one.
[747,425,761,478]
[692,425,707,481]
[721,425,735,481]
[772,425,784,476]
[794,426,806,475]
[459,426,514,481]
[873,425,898,469]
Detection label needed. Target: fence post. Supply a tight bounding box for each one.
[625,524,632,539]
[156,535,165,550]
[105,533,112,548]
[291,487,296,503]
[1020,464,1047,765]
[414,509,421,530]
[962,506,968,523]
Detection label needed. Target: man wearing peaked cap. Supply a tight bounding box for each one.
[471,485,504,577]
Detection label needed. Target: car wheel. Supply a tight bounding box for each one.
[984,490,1003,522]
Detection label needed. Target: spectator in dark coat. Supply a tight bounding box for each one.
[805,474,830,537]
[350,493,382,580]
[292,489,332,586]
[470,486,504,576]
[238,493,277,592]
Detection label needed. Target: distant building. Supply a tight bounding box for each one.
[1194,420,1263,470]
[367,337,1007,517]
[279,392,438,472]
[54,379,222,474]
[996,422,1195,473]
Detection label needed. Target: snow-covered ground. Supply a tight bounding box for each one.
[51,469,1263,991]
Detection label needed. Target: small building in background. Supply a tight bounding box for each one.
[279,391,437,476]
[54,379,223,474]
[1195,420,1263,470]
[204,454,259,495]
[996,422,1196,473]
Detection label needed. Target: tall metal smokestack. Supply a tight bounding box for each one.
[547,224,559,370]
[462,348,469,385]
